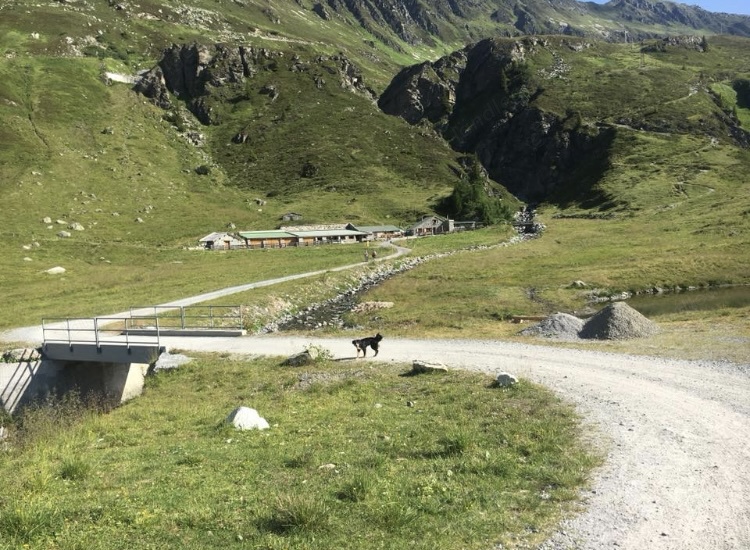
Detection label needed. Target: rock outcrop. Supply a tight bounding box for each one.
[134,44,375,124]
[379,37,614,201]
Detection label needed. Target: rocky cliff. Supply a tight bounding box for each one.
[379,38,614,201]
[135,44,375,124]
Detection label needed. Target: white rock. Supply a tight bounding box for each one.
[411,360,449,374]
[69,222,85,231]
[46,266,66,274]
[57,231,71,238]
[226,406,269,430]
[43,217,52,224]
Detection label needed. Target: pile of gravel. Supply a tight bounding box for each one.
[579,302,660,340]
[519,312,584,340]
[521,302,660,341]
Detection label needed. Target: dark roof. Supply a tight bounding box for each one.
[238,230,296,239]
[350,225,403,233]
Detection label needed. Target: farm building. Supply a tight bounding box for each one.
[237,228,368,248]
[291,228,368,245]
[238,230,297,249]
[281,212,303,222]
[346,224,404,240]
[199,232,244,250]
[407,215,454,236]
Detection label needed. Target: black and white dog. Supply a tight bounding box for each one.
[352,333,383,358]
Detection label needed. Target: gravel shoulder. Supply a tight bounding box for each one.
[158,334,750,550]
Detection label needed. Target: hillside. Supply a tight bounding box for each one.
[379,34,750,203]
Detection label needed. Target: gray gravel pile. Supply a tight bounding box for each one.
[519,312,584,340]
[579,302,660,340]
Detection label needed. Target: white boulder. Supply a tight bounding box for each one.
[226,406,269,431]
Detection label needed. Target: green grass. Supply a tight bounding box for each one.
[0,355,600,549]
[0,242,368,329]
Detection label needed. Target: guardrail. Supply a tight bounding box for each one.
[42,317,161,349]
[128,305,244,331]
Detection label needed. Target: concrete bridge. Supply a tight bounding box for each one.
[1,306,249,414]
[0,316,164,414]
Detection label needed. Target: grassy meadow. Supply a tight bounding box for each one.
[0,355,600,550]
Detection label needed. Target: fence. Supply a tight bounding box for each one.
[41,316,162,349]
[127,305,244,331]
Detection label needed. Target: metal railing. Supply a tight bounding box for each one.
[127,305,244,331]
[42,316,161,349]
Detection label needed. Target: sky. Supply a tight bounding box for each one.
[587,1,750,16]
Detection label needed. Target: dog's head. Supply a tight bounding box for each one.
[375,333,383,342]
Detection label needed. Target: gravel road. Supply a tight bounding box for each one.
[156,334,750,550]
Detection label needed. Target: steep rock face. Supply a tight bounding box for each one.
[135,44,374,123]
[472,108,614,200]
[325,0,442,45]
[377,49,466,124]
[380,37,612,201]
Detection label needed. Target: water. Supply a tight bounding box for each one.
[626,286,750,317]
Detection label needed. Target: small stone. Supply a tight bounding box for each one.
[411,360,449,374]
[494,372,518,387]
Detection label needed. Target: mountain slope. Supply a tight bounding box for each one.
[380,34,750,204]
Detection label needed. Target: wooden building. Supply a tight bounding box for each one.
[407,215,454,236]
[238,230,297,249]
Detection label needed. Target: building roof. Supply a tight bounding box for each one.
[238,230,296,239]
[290,229,368,238]
[409,216,447,230]
[350,225,403,233]
[199,232,240,242]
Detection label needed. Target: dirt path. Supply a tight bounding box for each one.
[159,334,750,550]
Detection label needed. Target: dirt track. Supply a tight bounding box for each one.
[157,334,750,550]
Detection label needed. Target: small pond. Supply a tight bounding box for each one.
[625,285,750,317]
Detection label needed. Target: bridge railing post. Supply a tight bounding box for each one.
[94,318,100,350]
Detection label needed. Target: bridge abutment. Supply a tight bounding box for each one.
[1,350,149,414]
